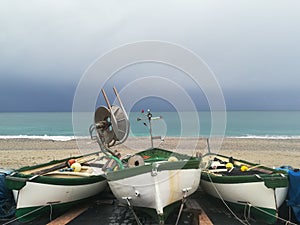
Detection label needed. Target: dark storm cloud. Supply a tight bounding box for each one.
[0,0,300,111]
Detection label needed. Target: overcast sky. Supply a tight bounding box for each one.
[1,0,300,112]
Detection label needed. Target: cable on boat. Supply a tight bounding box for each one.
[249,204,297,225]
[206,170,297,225]
[243,203,251,223]
[2,205,49,225]
[175,188,191,225]
[206,172,251,225]
[123,197,142,225]
[288,206,293,224]
[49,203,53,221]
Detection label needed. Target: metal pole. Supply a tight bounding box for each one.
[149,119,153,148]
[113,87,128,120]
[101,88,118,138]
[147,110,154,148]
[206,138,211,154]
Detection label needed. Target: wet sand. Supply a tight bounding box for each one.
[1,137,300,169]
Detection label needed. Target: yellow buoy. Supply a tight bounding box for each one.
[240,165,248,172]
[71,162,82,172]
[226,162,234,170]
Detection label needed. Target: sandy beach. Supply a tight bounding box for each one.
[1,137,299,169]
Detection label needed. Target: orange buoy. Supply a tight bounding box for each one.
[67,159,76,167]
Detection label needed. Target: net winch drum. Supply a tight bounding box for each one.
[94,106,115,145]
[93,87,130,147]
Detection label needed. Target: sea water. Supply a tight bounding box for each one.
[0,111,299,140]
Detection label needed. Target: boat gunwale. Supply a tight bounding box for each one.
[107,148,201,181]
[5,155,106,189]
[201,153,288,187]
[107,159,200,181]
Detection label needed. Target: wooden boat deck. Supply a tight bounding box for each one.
[21,154,101,175]
[203,154,278,176]
[44,166,104,178]
[209,168,270,176]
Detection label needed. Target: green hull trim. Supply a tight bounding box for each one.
[15,196,96,223]
[224,200,278,224]
[5,150,106,190]
[263,176,288,188]
[15,151,101,173]
[108,147,200,181]
[138,148,196,161]
[6,174,106,191]
[201,153,288,188]
[107,160,200,181]
[201,172,288,188]
[5,177,26,190]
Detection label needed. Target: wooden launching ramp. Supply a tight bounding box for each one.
[13,188,292,225]
[46,203,90,225]
[185,198,213,225]
[45,198,213,225]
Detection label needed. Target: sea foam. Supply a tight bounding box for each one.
[0,135,78,141]
[233,135,300,140]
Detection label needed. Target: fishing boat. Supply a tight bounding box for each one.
[200,150,289,224]
[90,87,201,224]
[5,151,107,222]
[107,148,201,224]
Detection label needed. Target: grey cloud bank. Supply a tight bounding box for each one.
[0,0,299,111]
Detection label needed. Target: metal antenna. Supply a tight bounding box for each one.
[137,109,162,148]
[147,109,154,148]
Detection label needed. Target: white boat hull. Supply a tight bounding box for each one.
[201,179,288,211]
[13,180,107,209]
[109,168,201,215]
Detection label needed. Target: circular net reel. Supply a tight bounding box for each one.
[94,105,130,147]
